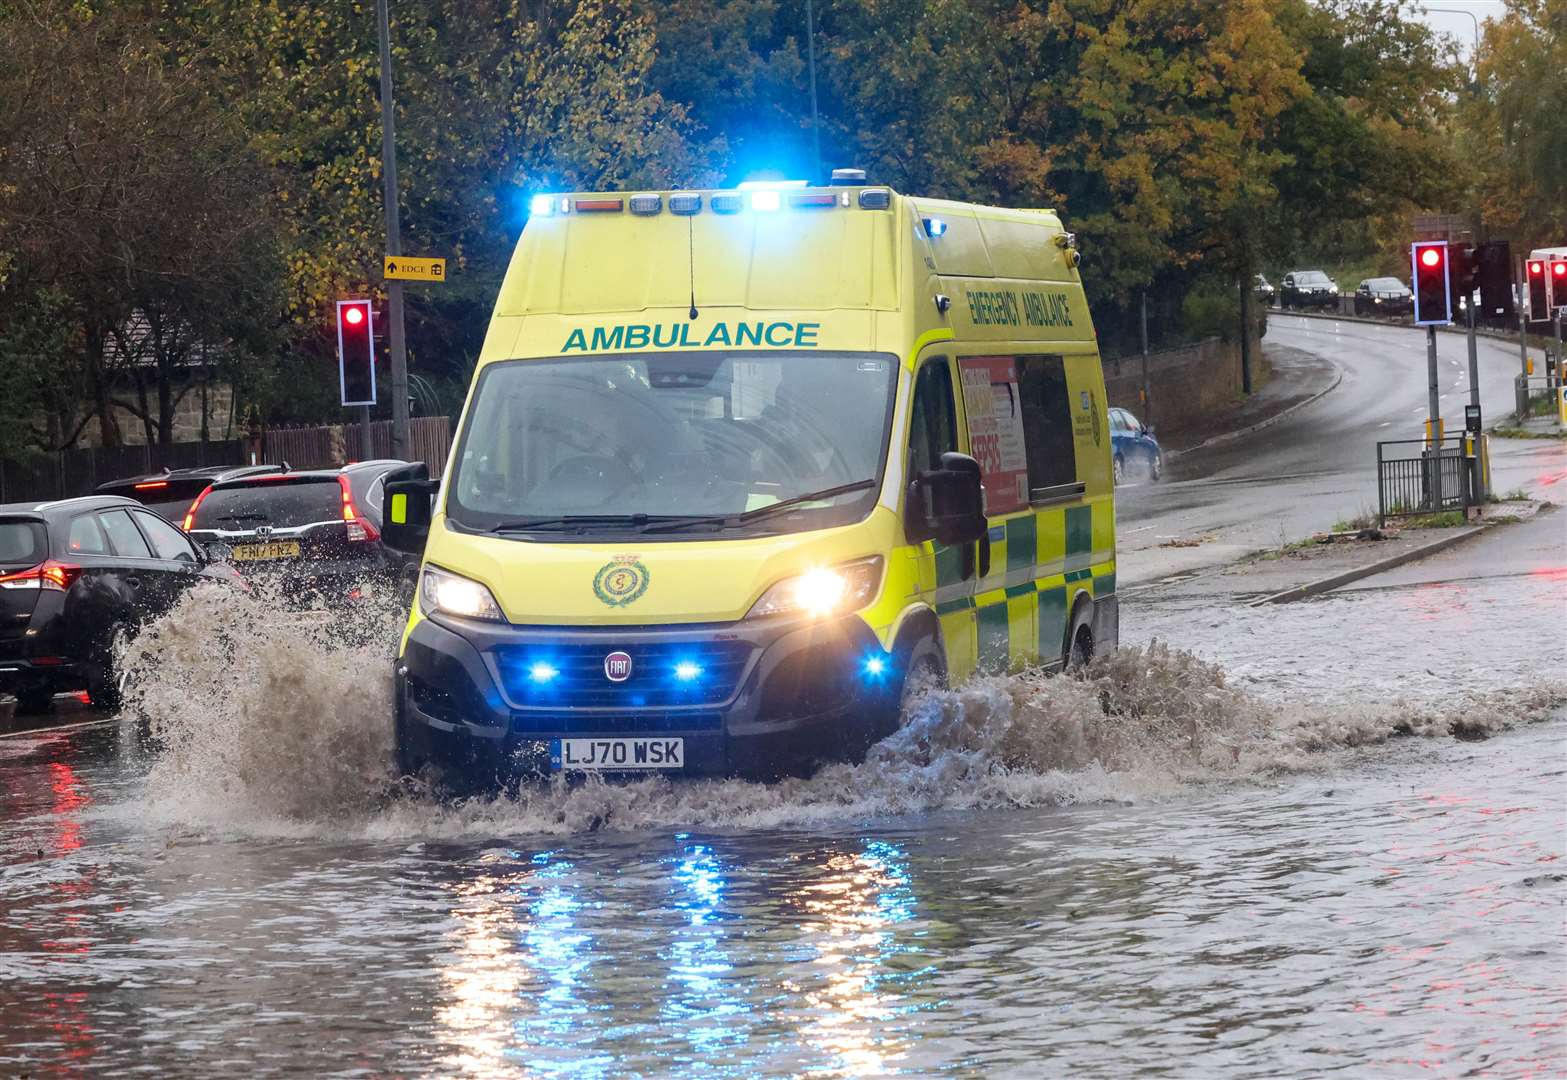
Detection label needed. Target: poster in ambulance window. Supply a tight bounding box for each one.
[958,356,1030,515]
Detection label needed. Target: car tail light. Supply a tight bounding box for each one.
[183,484,214,531]
[337,475,380,543]
[0,560,82,592]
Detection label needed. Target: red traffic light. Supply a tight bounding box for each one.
[1420,247,1443,268]
[343,305,365,326]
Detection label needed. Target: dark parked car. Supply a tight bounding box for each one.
[1353,277,1413,317]
[0,495,242,713]
[1109,408,1162,484]
[1280,270,1339,310]
[184,460,420,607]
[97,464,282,522]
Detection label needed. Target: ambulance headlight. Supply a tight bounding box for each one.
[747,557,883,620]
[420,566,505,622]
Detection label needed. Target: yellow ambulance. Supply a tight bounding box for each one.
[383,175,1116,783]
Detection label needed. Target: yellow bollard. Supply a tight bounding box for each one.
[1527,357,1535,376]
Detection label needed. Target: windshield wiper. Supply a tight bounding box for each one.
[639,479,877,535]
[488,514,668,533]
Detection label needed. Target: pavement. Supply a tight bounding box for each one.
[1124,500,1555,604]
[1114,315,1567,587]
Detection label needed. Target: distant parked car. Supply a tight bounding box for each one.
[1353,277,1413,317]
[1253,274,1276,304]
[1280,270,1339,310]
[0,495,243,713]
[97,465,282,522]
[1109,408,1162,485]
[183,460,420,607]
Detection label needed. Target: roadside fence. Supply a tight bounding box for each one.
[1,416,452,504]
[1376,434,1479,525]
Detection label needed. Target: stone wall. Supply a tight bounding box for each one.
[1101,332,1263,437]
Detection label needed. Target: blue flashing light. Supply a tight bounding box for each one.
[674,661,704,682]
[750,190,781,212]
[862,654,890,682]
[923,217,947,238]
[737,179,808,190]
[529,194,556,217]
[528,662,560,684]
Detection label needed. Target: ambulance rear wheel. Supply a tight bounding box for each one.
[1064,601,1096,672]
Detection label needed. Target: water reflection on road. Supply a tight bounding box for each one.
[1,560,1564,1075]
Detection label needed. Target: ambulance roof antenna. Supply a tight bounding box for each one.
[687,216,699,321]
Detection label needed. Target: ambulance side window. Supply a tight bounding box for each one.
[908,359,957,477]
[1016,354,1077,492]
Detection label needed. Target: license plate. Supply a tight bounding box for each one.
[230,541,301,562]
[550,737,684,771]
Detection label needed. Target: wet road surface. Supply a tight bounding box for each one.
[1116,316,1565,586]
[3,553,1563,1076]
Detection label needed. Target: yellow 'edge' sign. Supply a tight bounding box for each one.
[384,256,447,282]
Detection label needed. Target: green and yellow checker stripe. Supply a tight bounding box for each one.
[931,499,1115,676]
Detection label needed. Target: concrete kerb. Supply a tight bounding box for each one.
[1166,361,1344,460]
[1277,306,1538,348]
[1247,526,1486,606]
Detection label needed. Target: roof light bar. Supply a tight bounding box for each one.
[710,193,743,214]
[575,197,624,213]
[750,190,781,212]
[628,194,662,215]
[791,193,838,209]
[669,193,702,215]
[529,194,557,217]
[858,189,891,210]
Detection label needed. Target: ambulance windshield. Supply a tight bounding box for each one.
[447,351,898,535]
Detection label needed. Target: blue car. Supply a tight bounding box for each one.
[1110,408,1163,485]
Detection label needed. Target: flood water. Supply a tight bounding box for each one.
[2,562,1564,1076]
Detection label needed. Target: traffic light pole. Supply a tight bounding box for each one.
[376,0,410,462]
[1427,325,1443,508]
[360,404,372,460]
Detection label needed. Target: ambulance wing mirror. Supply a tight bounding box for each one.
[382,463,439,555]
[907,451,987,546]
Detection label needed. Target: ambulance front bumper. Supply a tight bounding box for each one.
[395,610,895,778]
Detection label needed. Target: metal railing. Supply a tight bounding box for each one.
[1376,435,1477,525]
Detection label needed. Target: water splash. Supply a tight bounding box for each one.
[117,584,1567,839]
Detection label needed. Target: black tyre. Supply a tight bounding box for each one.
[85,627,131,711]
[1063,601,1096,671]
[894,637,945,729]
[1112,455,1126,487]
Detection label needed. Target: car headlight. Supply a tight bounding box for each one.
[747,556,883,620]
[420,565,505,622]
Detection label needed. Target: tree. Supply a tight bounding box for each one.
[1458,0,1566,249]
[0,3,287,448]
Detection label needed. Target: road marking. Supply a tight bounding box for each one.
[0,717,115,739]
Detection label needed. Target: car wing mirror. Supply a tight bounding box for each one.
[382,463,439,555]
[906,451,987,547]
[202,540,233,563]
